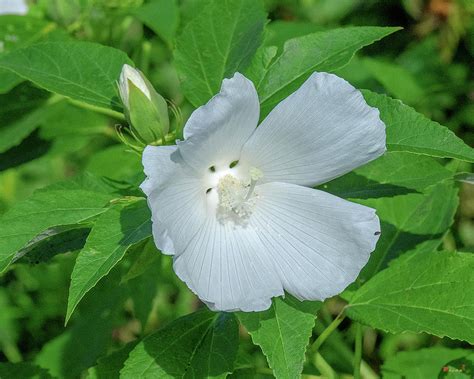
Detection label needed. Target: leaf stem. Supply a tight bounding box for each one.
[311,310,346,352]
[68,98,126,121]
[354,323,362,379]
[313,353,338,379]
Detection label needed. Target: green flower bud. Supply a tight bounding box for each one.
[118,64,169,145]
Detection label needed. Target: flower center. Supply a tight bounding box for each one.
[215,167,263,224]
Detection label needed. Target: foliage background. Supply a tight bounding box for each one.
[0,0,473,378]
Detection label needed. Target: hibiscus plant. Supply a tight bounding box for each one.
[0,0,473,378]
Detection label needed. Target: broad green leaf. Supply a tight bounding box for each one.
[87,341,138,379]
[258,26,401,116]
[174,0,266,107]
[323,152,453,199]
[363,57,425,106]
[134,0,179,47]
[381,347,470,379]
[363,90,474,162]
[359,181,458,235]
[0,15,68,93]
[121,311,239,378]
[0,41,133,110]
[347,249,474,343]
[238,296,321,379]
[357,181,458,279]
[0,362,52,379]
[66,199,151,323]
[0,176,115,274]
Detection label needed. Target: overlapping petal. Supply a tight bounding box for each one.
[173,216,284,312]
[177,73,260,174]
[239,72,386,187]
[250,182,380,301]
[141,146,208,255]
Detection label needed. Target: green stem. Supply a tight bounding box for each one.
[311,310,346,352]
[354,323,362,379]
[68,99,126,121]
[313,353,338,379]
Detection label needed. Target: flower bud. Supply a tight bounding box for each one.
[118,64,169,145]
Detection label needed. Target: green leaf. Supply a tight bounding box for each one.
[66,199,151,324]
[347,249,474,343]
[245,45,278,90]
[258,26,401,116]
[0,15,68,93]
[238,296,321,379]
[381,347,470,379]
[358,181,458,279]
[16,227,89,265]
[0,176,115,274]
[359,181,458,235]
[264,21,324,52]
[363,90,474,162]
[121,310,239,378]
[363,57,425,106]
[134,0,179,47]
[174,0,267,107]
[0,41,133,110]
[323,152,453,199]
[0,84,50,153]
[0,362,53,379]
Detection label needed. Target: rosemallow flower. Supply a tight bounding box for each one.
[140,72,385,312]
[118,64,169,145]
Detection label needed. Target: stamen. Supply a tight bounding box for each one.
[215,167,263,225]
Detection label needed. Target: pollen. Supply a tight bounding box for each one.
[216,167,262,224]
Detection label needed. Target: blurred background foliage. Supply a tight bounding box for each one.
[0,0,472,377]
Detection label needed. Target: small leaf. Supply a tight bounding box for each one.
[121,310,239,378]
[238,296,321,379]
[363,90,474,162]
[174,0,267,107]
[0,41,133,110]
[66,199,151,323]
[347,249,474,343]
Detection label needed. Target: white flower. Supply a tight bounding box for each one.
[118,64,151,109]
[141,72,385,312]
[0,0,28,15]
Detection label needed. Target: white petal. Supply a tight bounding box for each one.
[173,216,284,312]
[119,64,151,108]
[177,73,260,175]
[250,182,380,301]
[0,0,28,15]
[140,145,207,255]
[240,72,386,187]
